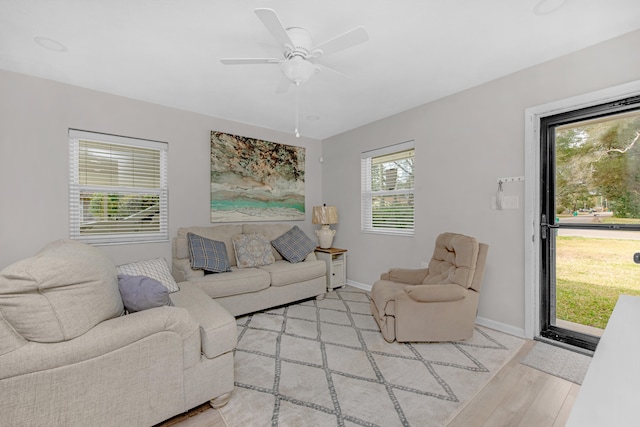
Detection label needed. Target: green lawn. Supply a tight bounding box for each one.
[556,236,640,329]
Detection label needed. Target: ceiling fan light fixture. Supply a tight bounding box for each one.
[280,56,316,84]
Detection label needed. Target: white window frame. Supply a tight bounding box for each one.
[361,140,415,236]
[68,129,168,245]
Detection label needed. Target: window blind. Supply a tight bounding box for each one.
[361,141,415,236]
[69,129,168,244]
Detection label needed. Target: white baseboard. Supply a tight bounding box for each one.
[346,280,371,292]
[476,316,526,338]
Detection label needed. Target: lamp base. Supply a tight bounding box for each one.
[315,225,336,249]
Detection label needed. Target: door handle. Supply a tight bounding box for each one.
[634,253,640,264]
[540,214,559,240]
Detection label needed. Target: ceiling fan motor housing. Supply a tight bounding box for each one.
[284,27,317,58]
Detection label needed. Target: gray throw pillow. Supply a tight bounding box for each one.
[187,232,232,273]
[271,226,317,263]
[117,274,173,313]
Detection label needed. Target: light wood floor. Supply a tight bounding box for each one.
[160,340,579,427]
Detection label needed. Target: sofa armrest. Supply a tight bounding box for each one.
[304,252,318,261]
[172,257,204,282]
[0,306,200,380]
[383,268,429,285]
[170,283,237,359]
[404,284,468,303]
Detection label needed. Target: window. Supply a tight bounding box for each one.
[69,129,168,244]
[361,141,415,236]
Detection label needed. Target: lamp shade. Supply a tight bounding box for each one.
[280,56,316,85]
[312,206,338,225]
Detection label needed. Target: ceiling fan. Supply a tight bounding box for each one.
[220,8,369,93]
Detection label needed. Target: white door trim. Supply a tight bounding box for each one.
[524,80,640,339]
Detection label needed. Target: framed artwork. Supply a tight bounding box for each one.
[210,131,305,222]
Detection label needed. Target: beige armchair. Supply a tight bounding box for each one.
[370,232,488,342]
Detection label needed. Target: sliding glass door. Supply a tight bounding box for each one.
[540,96,640,351]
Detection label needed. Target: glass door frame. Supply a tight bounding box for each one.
[540,96,640,351]
[523,80,640,344]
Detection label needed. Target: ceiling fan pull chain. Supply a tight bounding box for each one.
[294,83,301,138]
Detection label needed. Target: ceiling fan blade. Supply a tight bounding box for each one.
[254,8,294,48]
[220,58,280,65]
[312,26,369,57]
[275,75,292,94]
[316,63,352,80]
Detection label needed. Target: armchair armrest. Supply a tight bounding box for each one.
[404,284,468,303]
[170,283,237,359]
[0,306,200,380]
[382,268,429,285]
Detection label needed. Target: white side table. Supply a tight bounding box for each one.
[315,247,347,291]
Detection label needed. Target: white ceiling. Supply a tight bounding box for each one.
[2,0,640,140]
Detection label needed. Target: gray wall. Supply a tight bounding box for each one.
[322,29,640,334]
[0,70,323,268]
[2,28,640,336]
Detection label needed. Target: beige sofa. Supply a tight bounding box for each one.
[0,240,236,427]
[172,224,327,316]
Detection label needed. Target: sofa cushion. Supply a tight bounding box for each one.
[258,259,326,287]
[0,240,124,343]
[187,232,232,273]
[188,267,271,298]
[271,226,317,263]
[117,258,180,293]
[232,233,275,268]
[118,274,174,313]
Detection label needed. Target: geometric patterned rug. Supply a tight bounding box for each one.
[218,287,524,427]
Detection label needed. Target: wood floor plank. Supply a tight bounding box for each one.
[517,374,573,427]
[481,365,549,427]
[551,383,581,427]
[447,363,522,426]
[448,341,534,426]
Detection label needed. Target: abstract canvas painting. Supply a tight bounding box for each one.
[210,131,305,222]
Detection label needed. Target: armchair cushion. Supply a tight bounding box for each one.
[404,284,468,303]
[0,240,124,343]
[423,233,479,288]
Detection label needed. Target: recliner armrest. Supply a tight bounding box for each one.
[404,284,468,302]
[383,268,429,285]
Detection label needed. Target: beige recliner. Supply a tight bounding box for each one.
[370,232,488,342]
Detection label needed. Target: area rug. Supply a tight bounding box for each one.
[218,287,524,427]
[521,341,591,385]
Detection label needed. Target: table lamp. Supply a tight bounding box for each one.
[312,205,338,249]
